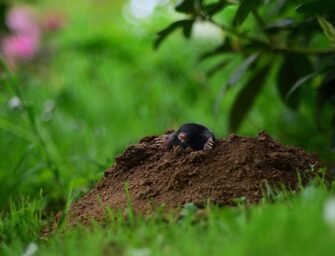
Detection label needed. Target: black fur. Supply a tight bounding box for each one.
[167,123,215,151]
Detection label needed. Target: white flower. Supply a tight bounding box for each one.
[8,96,23,111]
[323,197,335,229]
[192,21,223,41]
[22,242,38,256]
[127,0,168,19]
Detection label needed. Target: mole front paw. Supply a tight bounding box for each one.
[154,134,171,148]
[203,137,215,151]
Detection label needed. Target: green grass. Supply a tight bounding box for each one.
[1,183,335,256]
[1,0,335,255]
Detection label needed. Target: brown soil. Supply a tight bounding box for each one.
[67,131,320,225]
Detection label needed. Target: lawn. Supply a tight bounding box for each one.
[1,183,335,255]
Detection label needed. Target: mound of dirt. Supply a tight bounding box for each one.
[67,131,320,225]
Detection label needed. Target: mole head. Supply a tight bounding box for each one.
[170,123,215,151]
[177,132,187,143]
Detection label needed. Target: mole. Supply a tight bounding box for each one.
[155,123,215,151]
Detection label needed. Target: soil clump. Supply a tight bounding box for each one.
[67,131,320,225]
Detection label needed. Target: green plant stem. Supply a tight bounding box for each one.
[271,46,335,55]
[208,17,268,45]
[208,18,335,56]
[0,59,63,189]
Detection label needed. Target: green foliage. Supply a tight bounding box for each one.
[1,184,335,255]
[156,0,335,133]
[297,0,335,15]
[154,19,194,49]
[233,0,261,27]
[229,64,269,131]
[277,54,312,109]
[317,16,335,46]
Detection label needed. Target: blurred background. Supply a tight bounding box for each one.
[0,0,334,211]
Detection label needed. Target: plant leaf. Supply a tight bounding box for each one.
[176,0,194,13]
[278,59,300,109]
[265,18,294,33]
[175,0,200,14]
[182,20,194,38]
[154,19,195,49]
[228,53,260,85]
[0,117,36,142]
[198,42,232,62]
[317,16,335,45]
[297,0,335,15]
[212,53,260,114]
[277,55,312,109]
[206,59,230,77]
[203,1,227,16]
[233,0,262,27]
[229,65,270,132]
[285,73,316,100]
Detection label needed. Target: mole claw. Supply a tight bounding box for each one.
[154,135,170,147]
[203,137,214,151]
[203,145,212,151]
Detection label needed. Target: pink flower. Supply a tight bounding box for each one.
[1,5,64,68]
[6,6,39,34]
[1,5,40,67]
[2,33,39,65]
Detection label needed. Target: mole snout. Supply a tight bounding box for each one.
[155,123,215,151]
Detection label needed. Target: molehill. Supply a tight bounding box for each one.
[67,131,320,225]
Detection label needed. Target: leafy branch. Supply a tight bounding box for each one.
[155,0,335,134]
